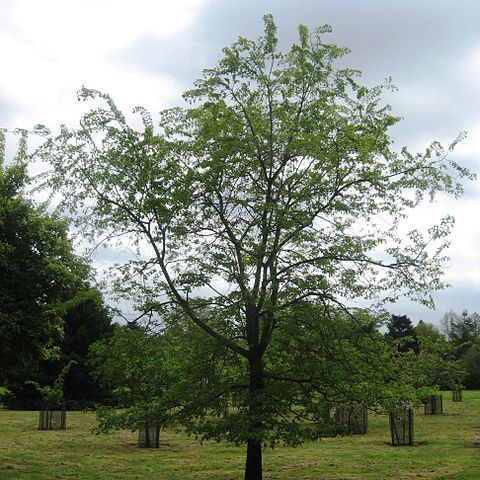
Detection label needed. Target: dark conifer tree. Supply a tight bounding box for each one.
[385,315,419,353]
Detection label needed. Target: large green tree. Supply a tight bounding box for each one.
[36,17,472,480]
[0,130,93,383]
[0,130,113,408]
[3,286,114,410]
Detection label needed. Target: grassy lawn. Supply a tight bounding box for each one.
[1,391,480,479]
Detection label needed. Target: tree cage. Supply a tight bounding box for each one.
[335,406,368,434]
[138,422,160,448]
[424,394,443,415]
[38,403,66,430]
[452,387,463,402]
[389,408,414,446]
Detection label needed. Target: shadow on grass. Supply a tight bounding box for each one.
[383,440,430,447]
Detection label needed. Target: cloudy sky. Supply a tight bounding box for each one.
[1,0,479,325]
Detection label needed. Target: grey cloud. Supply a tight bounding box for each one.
[108,34,208,89]
[111,0,479,200]
[112,0,480,138]
[388,280,480,327]
[87,244,142,269]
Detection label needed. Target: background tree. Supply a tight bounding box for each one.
[442,310,480,353]
[0,129,91,384]
[413,335,465,390]
[0,130,114,408]
[390,318,465,391]
[416,319,443,342]
[461,345,480,389]
[53,288,114,407]
[3,287,115,410]
[385,315,419,353]
[441,310,480,388]
[36,16,472,480]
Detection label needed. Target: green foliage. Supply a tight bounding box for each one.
[90,325,183,433]
[442,310,480,352]
[90,319,230,435]
[462,345,480,389]
[386,317,467,392]
[0,133,93,383]
[385,315,419,353]
[414,336,465,389]
[416,319,444,342]
[441,310,480,388]
[55,289,114,407]
[34,15,473,478]
[2,288,114,410]
[26,360,76,409]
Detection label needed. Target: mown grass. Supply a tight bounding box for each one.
[1,391,480,479]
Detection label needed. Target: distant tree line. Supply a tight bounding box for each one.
[385,312,480,390]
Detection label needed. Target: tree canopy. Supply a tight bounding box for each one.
[416,319,443,342]
[0,130,96,383]
[0,130,114,410]
[35,16,472,480]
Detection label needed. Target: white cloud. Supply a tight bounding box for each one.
[398,195,480,285]
[8,0,204,57]
[458,43,480,89]
[454,121,480,158]
[0,0,207,128]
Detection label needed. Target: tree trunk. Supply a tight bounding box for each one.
[244,350,264,480]
[245,439,262,480]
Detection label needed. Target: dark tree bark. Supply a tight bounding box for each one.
[245,350,264,480]
[245,439,262,480]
